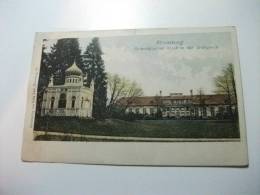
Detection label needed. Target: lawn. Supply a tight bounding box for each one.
[34,116,240,141]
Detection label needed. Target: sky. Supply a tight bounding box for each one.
[44,32,234,96]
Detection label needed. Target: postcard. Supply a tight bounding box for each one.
[22,27,248,166]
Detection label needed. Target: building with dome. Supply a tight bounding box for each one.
[41,61,94,118]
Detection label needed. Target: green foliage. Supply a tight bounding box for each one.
[35,40,51,116]
[48,38,83,85]
[82,37,107,119]
[34,117,240,139]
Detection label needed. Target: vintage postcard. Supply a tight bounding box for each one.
[22,27,248,166]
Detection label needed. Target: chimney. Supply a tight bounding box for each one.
[190,89,193,97]
[170,93,183,96]
[159,90,162,96]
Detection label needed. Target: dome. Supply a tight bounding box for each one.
[65,61,83,76]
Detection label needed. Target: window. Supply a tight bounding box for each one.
[195,107,199,116]
[143,107,147,114]
[210,107,215,117]
[129,108,132,113]
[81,97,84,108]
[150,108,154,114]
[219,106,224,114]
[58,93,66,108]
[50,97,55,109]
[203,107,207,116]
[135,108,139,113]
[71,96,76,108]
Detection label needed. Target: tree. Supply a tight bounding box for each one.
[107,73,143,115]
[48,38,83,85]
[107,73,127,110]
[214,63,237,119]
[35,39,51,116]
[82,37,107,119]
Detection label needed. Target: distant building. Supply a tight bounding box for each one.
[117,93,236,119]
[41,62,94,118]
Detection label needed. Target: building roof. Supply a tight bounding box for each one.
[191,94,230,105]
[162,95,192,100]
[65,61,83,76]
[117,96,162,106]
[117,94,235,107]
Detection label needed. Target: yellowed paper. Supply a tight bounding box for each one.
[22,27,248,166]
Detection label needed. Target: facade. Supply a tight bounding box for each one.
[41,62,94,118]
[118,93,236,119]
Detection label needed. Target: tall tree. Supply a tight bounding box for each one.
[82,37,107,119]
[35,39,51,116]
[214,63,237,119]
[48,38,83,85]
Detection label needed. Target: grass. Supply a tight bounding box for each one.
[34,116,240,140]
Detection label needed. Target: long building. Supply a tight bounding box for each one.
[117,93,237,119]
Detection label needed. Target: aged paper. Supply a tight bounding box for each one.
[22,27,248,166]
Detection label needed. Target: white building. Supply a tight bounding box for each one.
[41,61,94,118]
[118,93,236,119]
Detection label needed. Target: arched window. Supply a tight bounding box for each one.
[81,97,84,108]
[50,97,55,109]
[58,93,66,108]
[71,96,76,108]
